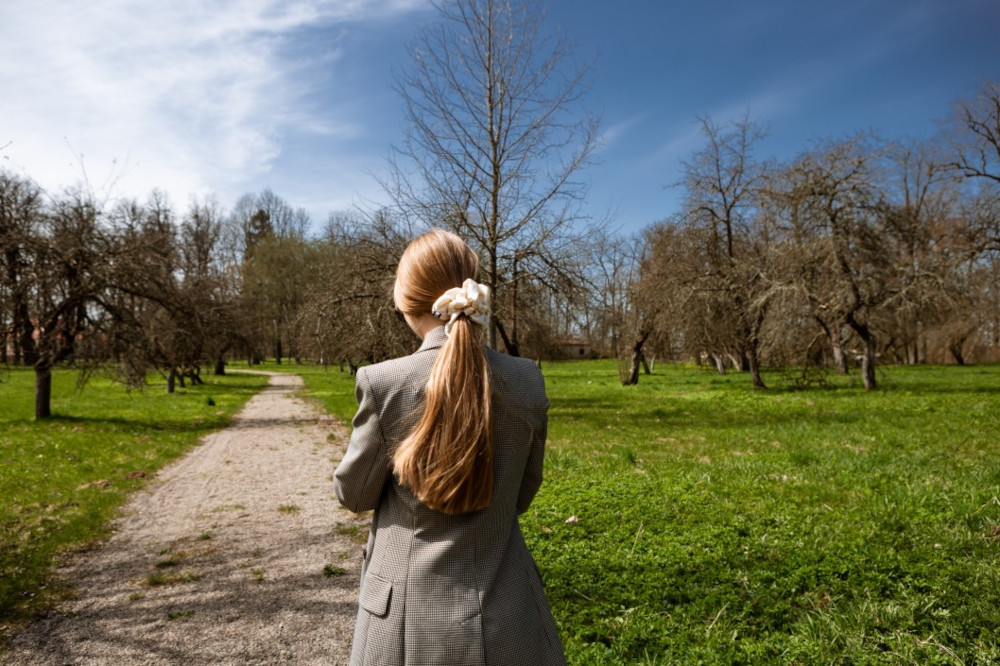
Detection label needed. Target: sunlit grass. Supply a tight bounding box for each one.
[293,358,1000,664]
[529,361,1000,664]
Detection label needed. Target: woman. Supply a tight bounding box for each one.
[334,229,566,666]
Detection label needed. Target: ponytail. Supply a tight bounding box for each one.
[393,315,493,514]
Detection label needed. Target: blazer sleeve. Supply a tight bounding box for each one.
[516,368,549,514]
[334,367,391,513]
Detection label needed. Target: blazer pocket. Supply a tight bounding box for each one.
[359,573,393,617]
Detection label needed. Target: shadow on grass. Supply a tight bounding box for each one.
[1,414,233,434]
[877,382,1000,395]
[551,395,870,432]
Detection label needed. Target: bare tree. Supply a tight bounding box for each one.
[664,115,773,388]
[385,0,600,352]
[180,197,248,375]
[950,80,1000,261]
[641,219,740,374]
[23,185,132,417]
[299,210,413,368]
[0,171,43,367]
[90,193,249,393]
[951,80,1000,186]
[777,136,892,390]
[585,230,662,384]
[880,139,963,364]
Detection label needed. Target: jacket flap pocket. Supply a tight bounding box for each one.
[359,573,392,617]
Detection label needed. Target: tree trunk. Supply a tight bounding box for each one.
[711,353,726,375]
[168,367,177,393]
[845,311,878,390]
[831,341,848,375]
[495,319,520,357]
[860,336,877,390]
[949,337,967,365]
[34,364,53,420]
[487,250,498,350]
[747,345,766,390]
[18,302,37,366]
[747,307,767,389]
[622,331,650,386]
[214,357,226,375]
[509,259,519,356]
[816,315,848,374]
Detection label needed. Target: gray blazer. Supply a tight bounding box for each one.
[334,326,566,666]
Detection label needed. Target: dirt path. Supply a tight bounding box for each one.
[3,371,365,665]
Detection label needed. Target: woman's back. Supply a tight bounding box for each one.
[335,328,563,665]
[334,228,565,666]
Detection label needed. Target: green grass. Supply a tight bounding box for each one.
[0,366,268,631]
[528,361,1000,664]
[289,358,1000,665]
[9,357,996,663]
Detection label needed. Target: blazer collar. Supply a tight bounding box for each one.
[417,325,448,352]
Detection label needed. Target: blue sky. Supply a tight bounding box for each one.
[2,0,998,235]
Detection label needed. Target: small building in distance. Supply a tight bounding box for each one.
[551,336,592,360]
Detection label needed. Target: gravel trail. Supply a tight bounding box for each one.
[3,371,364,665]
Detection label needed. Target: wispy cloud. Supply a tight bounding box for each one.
[0,0,424,209]
[597,113,647,152]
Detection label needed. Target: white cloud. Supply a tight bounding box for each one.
[0,0,424,212]
[597,113,647,152]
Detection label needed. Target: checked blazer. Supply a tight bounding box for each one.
[334,326,567,666]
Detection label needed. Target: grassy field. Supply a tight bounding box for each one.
[0,366,269,632]
[292,359,1000,665]
[3,358,998,663]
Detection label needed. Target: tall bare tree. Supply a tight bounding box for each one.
[385,0,600,352]
[180,197,248,375]
[776,136,893,390]
[586,230,663,384]
[879,139,962,364]
[664,115,773,388]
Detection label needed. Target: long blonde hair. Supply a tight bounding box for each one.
[392,229,493,514]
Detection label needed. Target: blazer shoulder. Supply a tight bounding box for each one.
[356,350,437,397]
[487,350,548,411]
[488,349,544,380]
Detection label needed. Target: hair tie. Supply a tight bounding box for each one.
[432,279,491,336]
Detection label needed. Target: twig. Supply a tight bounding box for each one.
[706,603,729,634]
[917,635,966,666]
[627,521,644,559]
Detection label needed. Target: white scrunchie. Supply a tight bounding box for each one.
[432,278,491,336]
